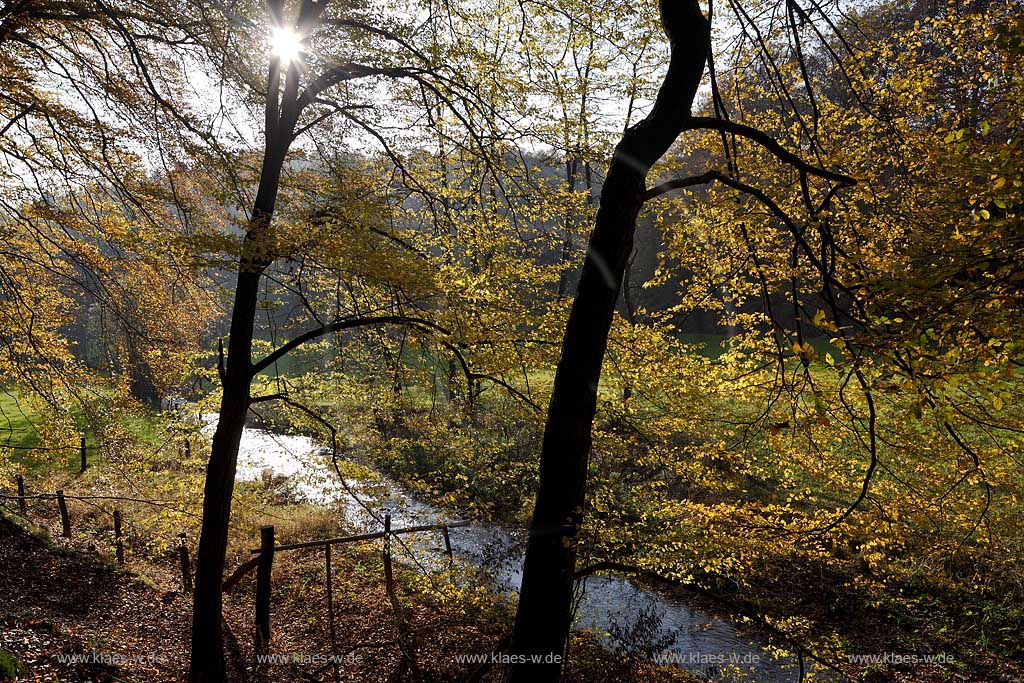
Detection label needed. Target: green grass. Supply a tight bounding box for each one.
[0,650,29,679]
[112,408,162,448]
[0,388,42,452]
[0,386,163,476]
[0,388,68,477]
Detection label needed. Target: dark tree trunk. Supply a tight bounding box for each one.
[505,3,709,681]
[556,158,578,298]
[126,334,161,408]
[188,24,300,678]
[128,360,161,408]
[186,269,265,682]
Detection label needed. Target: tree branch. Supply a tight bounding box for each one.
[250,315,448,375]
[0,102,35,138]
[296,64,423,111]
[682,116,855,186]
[643,169,863,308]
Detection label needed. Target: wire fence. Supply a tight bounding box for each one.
[0,473,194,591]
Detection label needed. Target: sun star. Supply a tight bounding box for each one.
[270,26,302,66]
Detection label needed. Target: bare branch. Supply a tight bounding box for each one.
[0,102,35,138]
[683,117,855,185]
[251,315,448,375]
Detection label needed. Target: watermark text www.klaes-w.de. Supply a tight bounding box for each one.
[55,652,167,666]
[847,652,955,665]
[253,652,364,666]
[452,652,564,665]
[652,652,761,666]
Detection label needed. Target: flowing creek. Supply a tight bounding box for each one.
[225,422,809,682]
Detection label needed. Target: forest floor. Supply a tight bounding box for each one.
[0,512,696,683]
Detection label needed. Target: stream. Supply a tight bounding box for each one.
[227,422,810,682]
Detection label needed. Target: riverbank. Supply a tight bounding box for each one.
[241,403,1024,683]
[0,493,697,682]
[0,407,701,682]
[230,416,812,682]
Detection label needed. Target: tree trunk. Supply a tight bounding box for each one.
[504,3,709,681]
[187,34,299,679]
[187,270,264,682]
[556,158,578,298]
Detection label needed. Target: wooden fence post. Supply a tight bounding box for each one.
[16,475,26,513]
[383,513,392,580]
[79,436,87,473]
[56,490,71,537]
[383,514,403,619]
[325,543,337,651]
[442,525,452,558]
[255,525,275,652]
[381,514,416,668]
[113,509,125,565]
[178,531,192,591]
